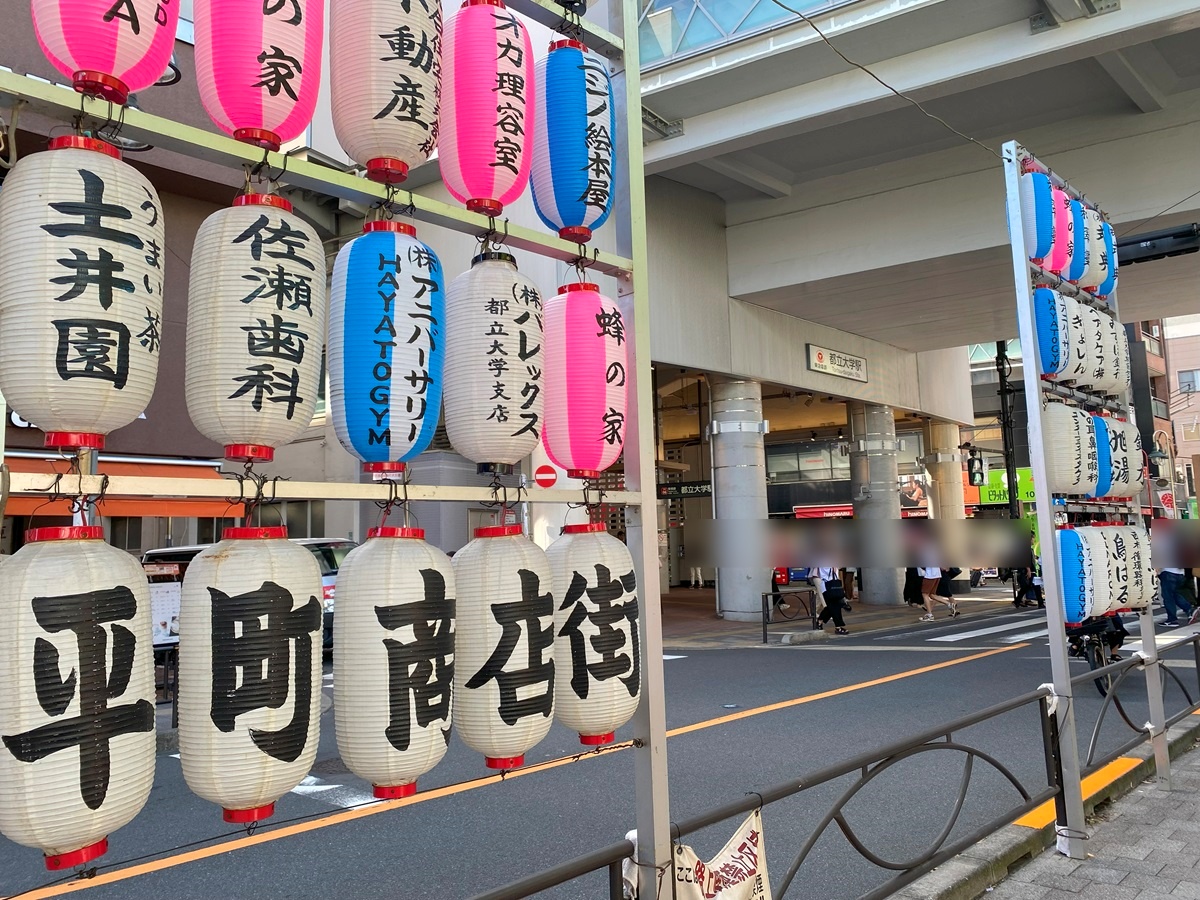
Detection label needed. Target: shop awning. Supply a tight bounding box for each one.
[792,504,930,519]
[4,457,233,518]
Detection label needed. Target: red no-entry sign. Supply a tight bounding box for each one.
[534,465,557,488]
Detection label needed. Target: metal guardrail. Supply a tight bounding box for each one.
[760,587,819,643]
[1075,630,1200,774]
[470,688,1061,900]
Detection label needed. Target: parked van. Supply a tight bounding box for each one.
[141,538,357,650]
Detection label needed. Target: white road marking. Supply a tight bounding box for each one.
[1000,629,1050,644]
[928,619,1049,642]
[663,655,687,661]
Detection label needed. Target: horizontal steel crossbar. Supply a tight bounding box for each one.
[5,472,642,506]
[0,70,634,277]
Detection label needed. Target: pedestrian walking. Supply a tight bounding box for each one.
[770,568,791,614]
[918,566,957,621]
[813,565,849,635]
[1159,567,1193,626]
[689,566,704,589]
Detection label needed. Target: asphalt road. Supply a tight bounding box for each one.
[2,604,1195,900]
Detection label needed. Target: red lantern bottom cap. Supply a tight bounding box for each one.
[363,461,406,473]
[580,732,615,746]
[44,432,104,450]
[45,838,108,871]
[467,198,504,217]
[234,128,281,152]
[225,444,275,462]
[72,71,128,105]
[486,755,524,770]
[567,469,602,480]
[559,226,592,243]
[366,157,410,184]
[224,803,275,823]
[374,782,418,799]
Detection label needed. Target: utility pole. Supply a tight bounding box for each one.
[996,340,1022,520]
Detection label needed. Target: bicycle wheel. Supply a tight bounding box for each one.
[1087,639,1113,697]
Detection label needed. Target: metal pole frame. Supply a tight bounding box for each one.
[0,0,675,885]
[1001,141,1088,858]
[608,0,675,885]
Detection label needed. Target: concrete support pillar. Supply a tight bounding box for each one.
[926,421,966,522]
[849,402,902,605]
[710,375,768,622]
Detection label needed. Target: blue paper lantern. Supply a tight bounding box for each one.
[531,40,616,244]
[1097,221,1118,297]
[328,221,445,473]
[1066,200,1088,283]
[1018,172,1054,261]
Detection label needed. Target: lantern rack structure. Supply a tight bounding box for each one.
[1002,140,1169,861]
[0,0,674,880]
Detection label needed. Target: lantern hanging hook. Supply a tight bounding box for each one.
[374,476,401,527]
[0,101,21,170]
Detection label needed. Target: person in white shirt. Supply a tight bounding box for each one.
[917,566,957,622]
[813,565,849,635]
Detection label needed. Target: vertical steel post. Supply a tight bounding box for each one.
[996,341,1022,520]
[609,0,673,888]
[1138,606,1172,788]
[1001,141,1087,858]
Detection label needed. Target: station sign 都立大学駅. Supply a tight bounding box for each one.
[657,481,713,499]
[806,344,868,383]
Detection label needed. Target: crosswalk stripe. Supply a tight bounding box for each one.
[928,619,1048,642]
[1000,629,1050,644]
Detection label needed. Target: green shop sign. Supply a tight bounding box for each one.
[978,468,1037,506]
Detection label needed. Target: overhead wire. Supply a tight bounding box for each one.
[763,0,1003,162]
[1116,186,1200,238]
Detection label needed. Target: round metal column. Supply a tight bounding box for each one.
[710,375,768,622]
[849,402,902,604]
[927,421,966,521]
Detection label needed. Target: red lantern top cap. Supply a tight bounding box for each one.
[558,282,600,294]
[549,39,587,52]
[475,525,524,538]
[463,0,507,7]
[369,526,426,540]
[48,135,120,159]
[26,526,104,543]
[364,220,417,236]
[223,526,289,540]
[472,251,518,268]
[234,193,294,213]
[563,523,606,534]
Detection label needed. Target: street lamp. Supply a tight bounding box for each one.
[1149,429,1178,518]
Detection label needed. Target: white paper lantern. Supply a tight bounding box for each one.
[328,221,445,474]
[1078,207,1109,291]
[443,252,545,474]
[452,525,554,769]
[0,527,155,870]
[0,137,165,451]
[186,194,328,462]
[1101,418,1144,499]
[1079,307,1129,396]
[178,527,324,822]
[1043,404,1100,495]
[1094,526,1153,612]
[1058,296,1099,386]
[334,527,454,798]
[1018,172,1054,262]
[547,524,639,746]
[330,0,441,184]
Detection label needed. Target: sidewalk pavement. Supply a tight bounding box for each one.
[660,583,1018,650]
[983,735,1200,900]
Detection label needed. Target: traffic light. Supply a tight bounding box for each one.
[967,453,985,487]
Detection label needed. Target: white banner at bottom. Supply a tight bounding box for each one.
[674,811,772,900]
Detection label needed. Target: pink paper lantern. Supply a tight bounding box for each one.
[439,0,534,217]
[541,282,627,479]
[32,0,181,104]
[1047,187,1072,274]
[194,0,324,151]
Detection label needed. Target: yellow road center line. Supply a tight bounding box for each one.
[9,643,1024,898]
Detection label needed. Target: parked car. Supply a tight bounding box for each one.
[141,538,358,650]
